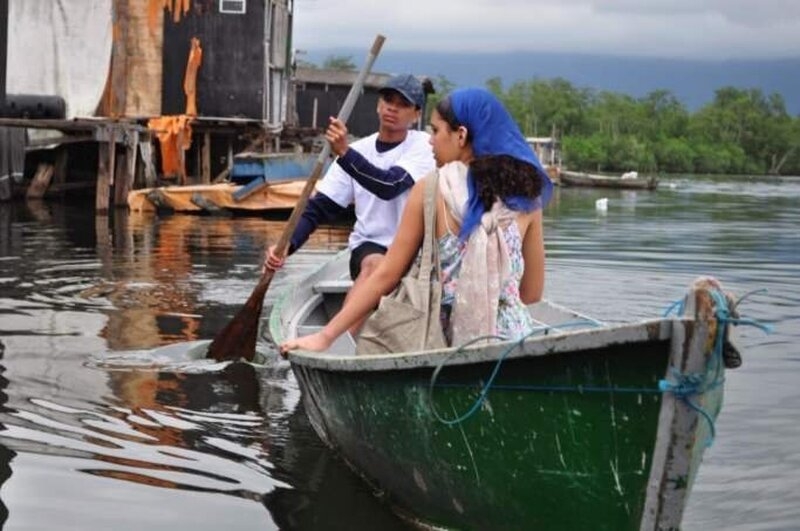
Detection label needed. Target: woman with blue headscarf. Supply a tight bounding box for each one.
[281,88,553,353]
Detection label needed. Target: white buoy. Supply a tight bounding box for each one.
[595,197,608,212]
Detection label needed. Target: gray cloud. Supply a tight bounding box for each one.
[292,0,800,59]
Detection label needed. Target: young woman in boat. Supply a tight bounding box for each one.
[280,87,553,354]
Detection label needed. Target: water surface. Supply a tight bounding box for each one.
[0,175,797,530]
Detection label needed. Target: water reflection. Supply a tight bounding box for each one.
[0,175,798,530]
[0,339,16,528]
[89,211,351,350]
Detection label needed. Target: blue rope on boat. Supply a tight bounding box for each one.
[428,318,604,426]
[429,288,772,446]
[662,297,686,317]
[659,287,772,446]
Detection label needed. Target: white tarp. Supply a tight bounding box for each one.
[7,0,113,119]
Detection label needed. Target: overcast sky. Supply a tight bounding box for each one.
[292,0,800,59]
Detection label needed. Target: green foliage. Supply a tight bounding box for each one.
[464,78,799,175]
[562,135,604,171]
[399,69,798,175]
[322,55,356,71]
[654,138,695,173]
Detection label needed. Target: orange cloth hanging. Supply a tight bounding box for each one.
[183,38,202,116]
[147,0,191,25]
[147,115,193,183]
[146,36,201,183]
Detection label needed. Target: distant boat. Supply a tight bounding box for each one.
[561,170,659,190]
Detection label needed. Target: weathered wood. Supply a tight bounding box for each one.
[26,163,54,199]
[176,127,186,185]
[113,150,129,207]
[113,130,137,206]
[107,0,129,116]
[124,0,163,117]
[0,0,7,104]
[108,129,117,187]
[53,149,69,186]
[139,137,157,187]
[201,132,211,183]
[96,142,112,213]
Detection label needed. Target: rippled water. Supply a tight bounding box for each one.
[0,175,797,530]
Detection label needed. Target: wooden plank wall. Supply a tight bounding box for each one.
[125,0,163,117]
[0,0,7,103]
[98,0,163,118]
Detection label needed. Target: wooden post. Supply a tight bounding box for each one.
[0,0,7,106]
[107,0,128,116]
[113,129,137,206]
[139,136,157,187]
[177,127,186,185]
[26,163,54,199]
[96,141,112,213]
[53,148,69,187]
[108,128,117,186]
[201,132,211,183]
[226,138,233,178]
[113,150,129,207]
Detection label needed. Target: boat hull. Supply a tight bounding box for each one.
[270,253,726,530]
[560,170,658,190]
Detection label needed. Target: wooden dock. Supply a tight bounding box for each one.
[0,115,277,213]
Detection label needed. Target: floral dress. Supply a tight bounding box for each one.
[437,221,534,345]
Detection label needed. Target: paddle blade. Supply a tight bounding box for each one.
[206,271,274,362]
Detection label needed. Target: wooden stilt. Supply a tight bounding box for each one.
[53,148,68,187]
[108,128,117,187]
[113,130,137,207]
[96,141,112,213]
[201,132,211,183]
[26,163,54,199]
[177,128,186,185]
[113,150,129,207]
[139,137,157,187]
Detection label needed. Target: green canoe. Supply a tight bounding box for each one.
[269,251,736,530]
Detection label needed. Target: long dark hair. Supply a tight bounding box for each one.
[435,97,544,213]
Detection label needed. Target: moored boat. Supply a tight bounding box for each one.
[127,180,308,213]
[561,170,658,190]
[127,152,328,214]
[268,250,742,530]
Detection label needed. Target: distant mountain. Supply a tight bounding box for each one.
[303,49,800,115]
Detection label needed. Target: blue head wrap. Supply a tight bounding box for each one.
[449,87,553,240]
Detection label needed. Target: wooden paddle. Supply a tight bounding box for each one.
[206,34,386,362]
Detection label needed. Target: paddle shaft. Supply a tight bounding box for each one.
[273,34,385,256]
[205,34,385,362]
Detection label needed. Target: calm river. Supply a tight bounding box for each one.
[0,175,797,530]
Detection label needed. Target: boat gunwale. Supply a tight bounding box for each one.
[284,317,676,372]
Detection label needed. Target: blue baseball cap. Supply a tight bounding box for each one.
[379,74,425,109]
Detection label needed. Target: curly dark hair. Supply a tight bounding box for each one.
[435,97,544,211]
[471,155,543,210]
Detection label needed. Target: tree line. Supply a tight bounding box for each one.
[431,76,800,176]
[304,55,800,175]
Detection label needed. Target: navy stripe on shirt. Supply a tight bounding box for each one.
[289,192,347,254]
[336,147,415,200]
